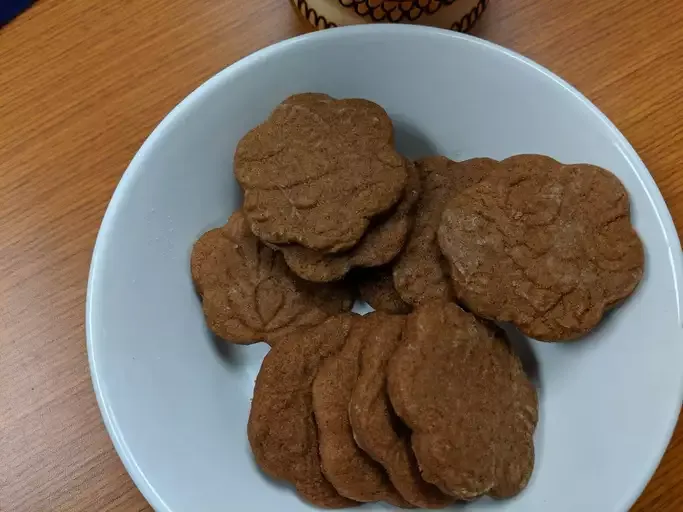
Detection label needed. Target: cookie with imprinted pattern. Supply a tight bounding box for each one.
[248,314,360,509]
[312,314,410,506]
[349,312,452,508]
[387,301,538,500]
[393,156,498,305]
[190,211,353,345]
[235,93,408,253]
[438,154,645,341]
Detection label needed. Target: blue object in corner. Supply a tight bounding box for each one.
[1,0,35,26]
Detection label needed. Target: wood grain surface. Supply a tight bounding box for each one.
[0,0,681,510]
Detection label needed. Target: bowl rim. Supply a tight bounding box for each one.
[86,23,683,512]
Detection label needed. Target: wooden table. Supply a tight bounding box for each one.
[1,0,681,510]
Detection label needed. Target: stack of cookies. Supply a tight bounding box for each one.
[248,306,537,508]
[234,93,421,284]
[190,94,644,508]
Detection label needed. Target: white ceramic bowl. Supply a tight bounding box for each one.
[87,25,683,512]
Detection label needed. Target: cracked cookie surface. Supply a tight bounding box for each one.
[438,154,644,340]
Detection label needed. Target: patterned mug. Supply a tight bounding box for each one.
[292,0,488,32]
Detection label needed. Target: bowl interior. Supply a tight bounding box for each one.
[87,26,683,512]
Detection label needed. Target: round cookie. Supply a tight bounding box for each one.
[393,156,498,305]
[438,154,645,341]
[355,267,412,315]
[247,314,359,509]
[349,313,452,508]
[312,314,409,506]
[235,93,408,253]
[276,160,421,282]
[387,301,538,500]
[190,211,353,345]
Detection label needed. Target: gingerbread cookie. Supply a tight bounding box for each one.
[349,313,452,508]
[393,157,498,305]
[247,314,359,508]
[235,93,408,253]
[387,302,538,500]
[438,154,645,340]
[190,211,353,345]
[277,160,421,282]
[355,267,412,315]
[312,314,408,506]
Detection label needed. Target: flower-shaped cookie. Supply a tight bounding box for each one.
[388,302,538,499]
[438,155,645,341]
[235,93,408,253]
